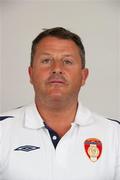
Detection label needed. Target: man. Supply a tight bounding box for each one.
[0,27,120,180]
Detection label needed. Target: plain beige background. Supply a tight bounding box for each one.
[0,0,120,119]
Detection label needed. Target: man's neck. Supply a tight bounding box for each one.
[35,99,78,137]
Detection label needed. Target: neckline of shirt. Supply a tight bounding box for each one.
[24,102,94,129]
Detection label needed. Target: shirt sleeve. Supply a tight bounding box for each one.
[114,124,120,180]
[0,123,2,168]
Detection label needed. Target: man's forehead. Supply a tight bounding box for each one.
[37,52,78,58]
[35,36,80,53]
[36,36,78,47]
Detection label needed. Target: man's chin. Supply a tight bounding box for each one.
[47,91,68,102]
[49,93,64,100]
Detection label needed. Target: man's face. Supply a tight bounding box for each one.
[29,36,88,104]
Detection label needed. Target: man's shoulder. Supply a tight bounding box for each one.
[107,118,120,125]
[92,112,120,127]
[77,103,120,127]
[0,105,29,125]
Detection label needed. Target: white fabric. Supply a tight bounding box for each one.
[0,103,120,180]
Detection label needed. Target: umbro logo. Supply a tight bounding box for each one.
[14,145,40,152]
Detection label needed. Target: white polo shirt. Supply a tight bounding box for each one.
[0,103,120,180]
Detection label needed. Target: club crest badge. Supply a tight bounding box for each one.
[84,138,102,162]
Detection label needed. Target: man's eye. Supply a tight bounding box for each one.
[41,59,51,64]
[64,59,73,65]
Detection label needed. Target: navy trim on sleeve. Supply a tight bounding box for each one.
[0,116,14,121]
[107,118,120,125]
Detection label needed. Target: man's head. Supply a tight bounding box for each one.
[29,27,88,108]
[30,27,85,69]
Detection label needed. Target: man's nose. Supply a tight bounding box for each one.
[51,61,63,74]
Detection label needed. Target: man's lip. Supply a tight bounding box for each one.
[48,79,65,84]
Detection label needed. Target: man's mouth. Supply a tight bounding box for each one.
[48,79,65,84]
[47,74,68,86]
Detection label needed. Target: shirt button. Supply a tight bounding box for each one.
[52,135,57,140]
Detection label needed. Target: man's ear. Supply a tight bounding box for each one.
[28,66,33,84]
[81,68,89,86]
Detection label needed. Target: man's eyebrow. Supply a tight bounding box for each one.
[40,53,51,56]
[39,53,75,58]
[62,54,74,57]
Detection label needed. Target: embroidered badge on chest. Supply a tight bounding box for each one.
[84,138,102,162]
[14,145,40,152]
